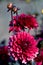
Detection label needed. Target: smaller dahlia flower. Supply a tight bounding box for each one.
[17,13,38,29]
[9,13,38,32]
[8,32,38,64]
[35,48,43,65]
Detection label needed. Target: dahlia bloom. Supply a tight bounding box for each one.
[35,48,43,65]
[8,32,38,64]
[9,13,38,32]
[17,13,38,29]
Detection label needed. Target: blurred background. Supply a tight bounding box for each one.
[0,0,43,65]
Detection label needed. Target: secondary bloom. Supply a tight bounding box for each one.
[35,48,43,65]
[17,13,38,29]
[8,32,38,64]
[9,13,38,32]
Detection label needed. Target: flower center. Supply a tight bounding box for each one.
[21,41,29,51]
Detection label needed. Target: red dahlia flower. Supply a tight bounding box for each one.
[8,32,38,64]
[9,13,38,32]
[13,13,38,28]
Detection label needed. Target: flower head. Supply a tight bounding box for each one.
[8,32,38,64]
[17,13,38,29]
[9,13,38,32]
